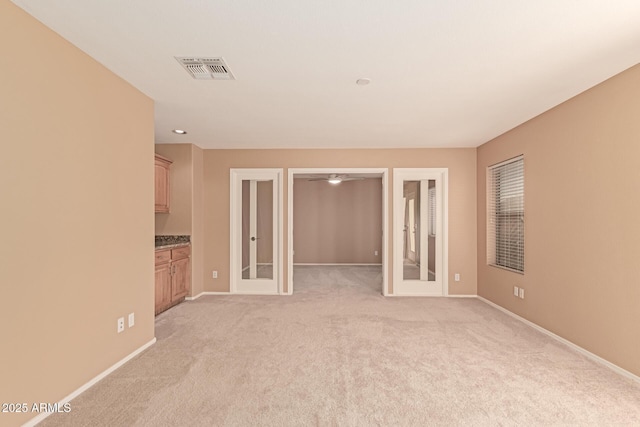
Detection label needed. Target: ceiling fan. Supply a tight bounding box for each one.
[307,174,365,184]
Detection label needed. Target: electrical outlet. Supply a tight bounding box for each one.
[514,286,519,297]
[128,313,135,328]
[454,273,460,282]
[212,271,218,279]
[519,288,525,299]
[117,317,125,333]
[374,250,378,256]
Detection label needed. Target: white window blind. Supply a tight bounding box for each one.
[487,156,524,273]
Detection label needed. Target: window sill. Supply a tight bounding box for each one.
[488,264,524,275]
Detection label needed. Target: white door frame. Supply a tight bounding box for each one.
[288,168,389,295]
[393,168,449,296]
[230,168,284,294]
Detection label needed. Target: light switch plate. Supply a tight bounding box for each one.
[514,286,519,297]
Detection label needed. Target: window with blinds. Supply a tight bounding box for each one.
[487,156,524,273]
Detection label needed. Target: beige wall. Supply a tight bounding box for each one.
[203,149,477,295]
[477,64,640,377]
[0,3,155,426]
[154,143,205,297]
[293,178,383,264]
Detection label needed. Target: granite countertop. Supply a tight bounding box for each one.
[155,242,190,250]
[155,235,190,250]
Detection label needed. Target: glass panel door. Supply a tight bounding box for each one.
[394,169,447,296]
[402,180,438,282]
[231,169,281,294]
[242,179,274,279]
[403,181,420,279]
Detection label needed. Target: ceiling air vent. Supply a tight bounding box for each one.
[175,57,235,80]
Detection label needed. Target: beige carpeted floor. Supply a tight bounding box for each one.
[41,266,640,426]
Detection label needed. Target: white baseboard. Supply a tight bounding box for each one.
[385,290,474,298]
[387,293,469,297]
[477,296,640,385]
[23,337,156,427]
[294,263,382,266]
[186,291,230,300]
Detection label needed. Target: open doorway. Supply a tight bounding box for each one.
[287,168,388,295]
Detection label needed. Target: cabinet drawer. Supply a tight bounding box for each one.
[172,246,190,260]
[155,249,171,264]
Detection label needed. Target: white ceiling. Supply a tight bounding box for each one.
[13,1,640,149]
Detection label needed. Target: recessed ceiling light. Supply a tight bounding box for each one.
[328,178,342,184]
[356,78,371,86]
[172,129,187,135]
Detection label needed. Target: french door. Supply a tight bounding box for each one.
[230,169,282,294]
[393,168,448,296]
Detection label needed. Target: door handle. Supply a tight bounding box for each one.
[251,236,257,241]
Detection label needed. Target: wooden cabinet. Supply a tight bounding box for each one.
[155,253,172,315]
[155,154,172,213]
[154,245,191,315]
[171,248,191,300]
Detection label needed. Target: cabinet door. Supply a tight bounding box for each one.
[154,162,170,213]
[171,257,190,300]
[155,154,172,213]
[155,261,172,315]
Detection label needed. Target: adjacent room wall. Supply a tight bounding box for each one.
[0,3,155,426]
[203,149,477,295]
[477,64,640,377]
[293,178,383,264]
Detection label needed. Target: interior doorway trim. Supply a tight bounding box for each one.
[288,168,389,295]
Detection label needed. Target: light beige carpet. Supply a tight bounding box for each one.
[41,266,640,426]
